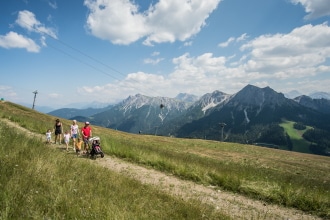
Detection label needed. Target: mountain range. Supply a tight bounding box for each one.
[48,85,330,156]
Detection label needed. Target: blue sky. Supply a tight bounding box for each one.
[1,0,330,109]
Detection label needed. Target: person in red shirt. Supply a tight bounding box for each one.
[81,121,92,154]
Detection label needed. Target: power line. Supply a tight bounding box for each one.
[47,43,123,82]
[20,20,163,97]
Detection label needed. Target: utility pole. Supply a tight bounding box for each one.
[219,122,226,141]
[32,90,38,110]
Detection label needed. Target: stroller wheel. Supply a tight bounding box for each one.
[101,153,104,158]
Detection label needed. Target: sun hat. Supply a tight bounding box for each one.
[85,121,90,125]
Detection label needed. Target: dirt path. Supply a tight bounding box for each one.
[3,118,322,220]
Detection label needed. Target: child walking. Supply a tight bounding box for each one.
[75,138,83,156]
[63,130,71,151]
[46,129,52,144]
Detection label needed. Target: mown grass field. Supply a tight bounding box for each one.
[1,101,329,219]
[279,120,312,153]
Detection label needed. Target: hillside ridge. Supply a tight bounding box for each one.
[1,118,321,220]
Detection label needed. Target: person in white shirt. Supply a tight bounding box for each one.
[70,120,80,151]
[64,130,71,151]
[46,129,52,144]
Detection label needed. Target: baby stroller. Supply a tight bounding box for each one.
[88,136,104,159]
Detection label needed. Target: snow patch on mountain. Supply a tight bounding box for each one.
[198,91,231,114]
[244,108,250,123]
[202,101,218,113]
[256,91,265,115]
[159,112,165,122]
[121,94,149,114]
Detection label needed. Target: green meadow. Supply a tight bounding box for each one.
[0,101,329,219]
[280,120,312,153]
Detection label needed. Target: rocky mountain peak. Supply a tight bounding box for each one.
[175,93,199,103]
[230,84,287,107]
[285,90,302,99]
[189,90,231,114]
[294,95,330,114]
[121,94,151,110]
[309,92,330,100]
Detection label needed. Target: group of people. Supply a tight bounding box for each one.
[46,119,92,155]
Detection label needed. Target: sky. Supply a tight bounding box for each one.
[1,0,330,109]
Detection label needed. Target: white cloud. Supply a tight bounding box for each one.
[218,34,248,48]
[218,37,235,48]
[241,23,330,77]
[143,0,221,46]
[0,10,58,52]
[183,41,193,47]
[0,85,17,99]
[48,0,57,9]
[151,51,160,56]
[81,52,238,101]
[168,53,241,94]
[236,33,248,42]
[144,58,164,65]
[16,10,57,39]
[79,23,330,102]
[0,31,40,52]
[291,0,330,19]
[84,0,148,45]
[40,36,47,47]
[144,51,163,65]
[78,72,169,101]
[84,0,221,46]
[48,93,61,98]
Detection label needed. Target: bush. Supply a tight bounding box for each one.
[293,122,306,130]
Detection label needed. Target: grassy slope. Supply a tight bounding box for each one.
[1,101,329,218]
[0,102,227,219]
[279,120,312,153]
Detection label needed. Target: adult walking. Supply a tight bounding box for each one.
[70,120,80,151]
[81,121,92,154]
[54,118,63,145]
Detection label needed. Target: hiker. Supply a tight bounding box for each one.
[70,120,79,151]
[54,119,63,145]
[81,121,92,154]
